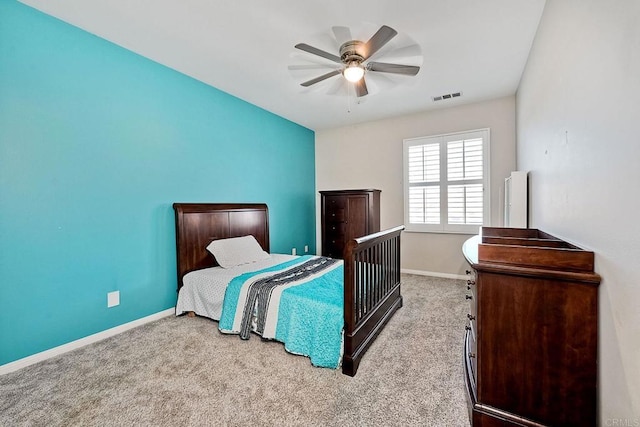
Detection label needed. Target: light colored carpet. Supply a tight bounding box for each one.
[1,274,470,426]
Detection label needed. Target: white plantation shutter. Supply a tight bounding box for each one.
[409,186,440,224]
[403,129,490,233]
[446,137,484,226]
[407,143,440,224]
[447,184,483,225]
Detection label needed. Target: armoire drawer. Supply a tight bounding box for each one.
[324,248,341,259]
[326,208,346,223]
[325,196,346,208]
[324,239,345,258]
[326,222,345,236]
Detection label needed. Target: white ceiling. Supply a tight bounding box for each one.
[19,0,546,131]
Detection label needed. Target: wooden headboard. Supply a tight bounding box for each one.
[173,203,270,291]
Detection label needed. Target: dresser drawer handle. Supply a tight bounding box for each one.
[467,314,475,321]
[466,295,472,300]
[466,269,471,275]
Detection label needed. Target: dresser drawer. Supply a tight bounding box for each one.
[465,327,477,388]
[466,268,476,283]
[325,234,344,247]
[466,307,477,374]
[466,272,477,340]
[326,222,345,237]
[466,272,478,381]
[326,208,346,223]
[324,240,344,258]
[467,311,477,342]
[468,321,477,379]
[467,285,477,322]
[325,196,346,209]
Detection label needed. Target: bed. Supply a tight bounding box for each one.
[173,203,404,376]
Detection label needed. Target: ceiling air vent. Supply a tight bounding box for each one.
[432,92,462,102]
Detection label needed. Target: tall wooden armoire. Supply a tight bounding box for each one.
[320,189,381,259]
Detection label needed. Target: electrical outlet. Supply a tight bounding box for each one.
[304,245,309,253]
[107,291,120,308]
[292,248,297,256]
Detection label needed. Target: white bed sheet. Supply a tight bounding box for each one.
[175,254,297,320]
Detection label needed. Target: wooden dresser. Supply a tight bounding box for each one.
[462,227,600,427]
[320,189,380,259]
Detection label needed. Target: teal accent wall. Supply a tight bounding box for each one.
[0,2,316,365]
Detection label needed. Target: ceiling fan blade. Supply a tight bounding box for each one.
[295,43,342,63]
[361,25,398,60]
[355,78,368,97]
[332,26,352,45]
[368,62,420,76]
[300,70,342,87]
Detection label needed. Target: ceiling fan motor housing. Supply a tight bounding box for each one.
[340,40,365,65]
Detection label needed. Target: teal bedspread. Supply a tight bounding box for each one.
[218,255,344,369]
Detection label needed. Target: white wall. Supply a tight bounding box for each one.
[316,96,516,276]
[517,0,640,421]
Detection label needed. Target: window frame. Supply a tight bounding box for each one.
[403,128,491,234]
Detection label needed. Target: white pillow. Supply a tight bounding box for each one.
[206,235,270,268]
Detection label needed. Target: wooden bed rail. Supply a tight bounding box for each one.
[342,225,404,376]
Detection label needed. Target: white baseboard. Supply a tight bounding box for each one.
[0,307,175,376]
[401,268,468,280]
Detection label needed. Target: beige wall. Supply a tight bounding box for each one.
[517,0,640,421]
[316,96,516,276]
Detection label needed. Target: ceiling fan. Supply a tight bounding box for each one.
[293,25,421,97]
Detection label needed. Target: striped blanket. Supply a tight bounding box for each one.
[218,255,344,368]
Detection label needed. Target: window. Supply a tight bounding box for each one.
[403,129,490,233]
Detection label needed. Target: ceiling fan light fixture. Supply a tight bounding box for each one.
[343,62,364,83]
